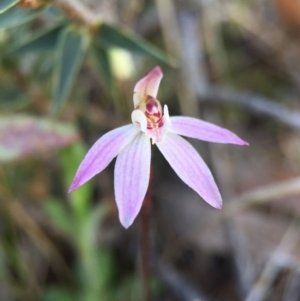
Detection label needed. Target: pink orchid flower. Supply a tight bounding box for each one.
[69,66,248,228]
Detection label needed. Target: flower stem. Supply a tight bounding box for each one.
[140,162,153,301]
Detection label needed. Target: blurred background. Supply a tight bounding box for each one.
[0,0,300,300]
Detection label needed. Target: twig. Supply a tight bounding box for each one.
[179,10,208,95]
[49,0,101,29]
[140,205,151,301]
[190,1,256,296]
[140,162,153,301]
[0,168,71,281]
[203,103,253,298]
[223,177,300,217]
[156,260,211,301]
[224,2,300,93]
[154,0,181,62]
[155,0,199,117]
[283,270,300,301]
[245,221,300,301]
[199,85,300,130]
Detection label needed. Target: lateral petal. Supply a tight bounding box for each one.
[133,66,163,107]
[169,116,249,145]
[69,125,139,192]
[114,133,151,228]
[157,133,222,209]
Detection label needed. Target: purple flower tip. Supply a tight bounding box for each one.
[230,135,249,146]
[120,218,133,229]
[229,134,250,146]
[215,203,223,210]
[68,178,79,193]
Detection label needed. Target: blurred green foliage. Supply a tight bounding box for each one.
[0,1,169,300]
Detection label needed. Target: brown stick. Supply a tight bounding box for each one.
[140,161,153,301]
[49,0,101,29]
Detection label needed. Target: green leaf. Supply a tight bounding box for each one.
[91,45,118,102]
[42,286,74,301]
[95,23,170,64]
[52,26,89,115]
[81,204,108,248]
[0,0,21,14]
[44,198,74,235]
[0,84,29,109]
[82,249,114,300]
[44,5,62,18]
[59,143,92,221]
[0,115,79,162]
[8,23,67,54]
[78,204,114,299]
[0,6,45,29]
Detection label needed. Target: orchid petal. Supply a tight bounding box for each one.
[157,133,222,209]
[169,116,249,145]
[114,133,151,228]
[131,109,147,132]
[133,66,163,107]
[69,125,139,192]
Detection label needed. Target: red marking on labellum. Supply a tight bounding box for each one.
[144,96,164,130]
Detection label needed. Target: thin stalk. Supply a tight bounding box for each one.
[140,161,153,301]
